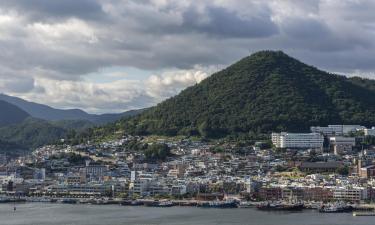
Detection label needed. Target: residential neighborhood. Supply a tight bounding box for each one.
[2,124,375,210]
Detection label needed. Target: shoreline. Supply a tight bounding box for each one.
[2,197,375,213]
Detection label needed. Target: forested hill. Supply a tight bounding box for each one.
[0,100,29,127]
[107,51,375,139]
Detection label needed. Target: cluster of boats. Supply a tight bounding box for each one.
[121,199,239,208]
[2,195,375,215]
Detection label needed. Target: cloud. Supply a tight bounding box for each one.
[13,68,212,113]
[1,0,375,112]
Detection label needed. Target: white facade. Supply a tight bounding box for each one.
[310,125,364,136]
[364,127,375,136]
[311,125,343,136]
[271,132,324,149]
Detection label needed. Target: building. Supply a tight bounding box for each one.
[333,188,367,202]
[33,168,46,181]
[258,187,282,201]
[84,165,107,182]
[271,132,324,149]
[311,125,364,136]
[359,165,375,179]
[329,136,356,155]
[364,127,375,136]
[311,125,343,136]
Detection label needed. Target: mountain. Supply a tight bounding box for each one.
[0,117,67,149]
[111,50,375,139]
[0,100,29,127]
[0,94,144,124]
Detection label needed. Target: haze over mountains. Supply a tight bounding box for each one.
[0,94,143,153]
[108,51,375,139]
[0,94,142,124]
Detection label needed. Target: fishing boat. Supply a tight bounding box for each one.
[198,200,238,208]
[238,201,257,208]
[120,200,143,206]
[256,201,304,211]
[154,200,174,207]
[59,198,78,204]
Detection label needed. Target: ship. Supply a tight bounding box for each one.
[59,198,78,204]
[120,200,144,206]
[198,200,238,208]
[145,200,175,207]
[256,201,304,211]
[319,203,353,213]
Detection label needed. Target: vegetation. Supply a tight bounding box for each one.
[0,118,67,150]
[0,139,28,155]
[144,143,171,162]
[99,51,375,139]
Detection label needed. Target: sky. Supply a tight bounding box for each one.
[1,0,375,114]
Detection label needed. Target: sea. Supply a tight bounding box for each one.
[0,203,374,225]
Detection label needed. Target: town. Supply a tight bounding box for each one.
[2,125,375,212]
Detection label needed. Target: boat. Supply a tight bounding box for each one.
[0,197,26,203]
[238,201,257,208]
[60,198,78,204]
[198,200,238,208]
[154,200,174,207]
[120,200,144,206]
[319,203,353,213]
[0,197,11,203]
[256,201,304,211]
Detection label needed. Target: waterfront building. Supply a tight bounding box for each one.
[271,132,324,149]
[333,187,367,202]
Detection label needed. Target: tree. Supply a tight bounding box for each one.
[144,143,171,161]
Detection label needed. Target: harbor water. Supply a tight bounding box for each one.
[1,203,375,225]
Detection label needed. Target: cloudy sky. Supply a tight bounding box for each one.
[0,0,375,114]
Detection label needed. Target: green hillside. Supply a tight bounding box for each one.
[0,118,67,149]
[110,51,375,139]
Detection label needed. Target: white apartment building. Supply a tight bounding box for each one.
[311,125,364,136]
[311,125,343,136]
[271,132,324,149]
[364,127,375,136]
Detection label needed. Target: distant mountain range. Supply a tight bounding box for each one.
[0,94,144,153]
[0,93,142,124]
[103,50,375,139]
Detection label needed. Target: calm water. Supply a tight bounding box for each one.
[0,203,374,225]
